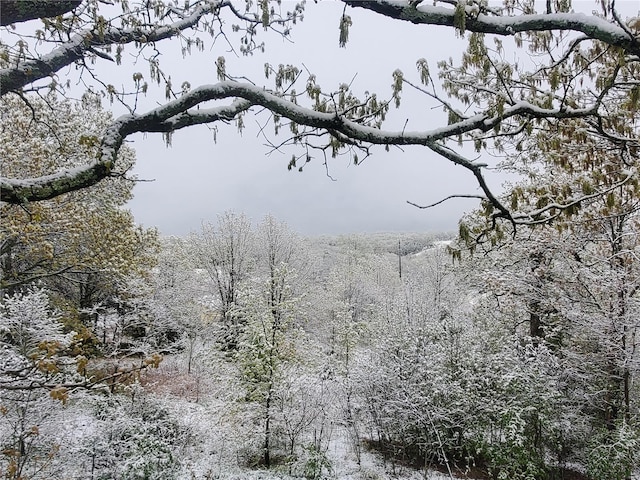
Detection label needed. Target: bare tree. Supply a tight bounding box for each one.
[189,211,254,349]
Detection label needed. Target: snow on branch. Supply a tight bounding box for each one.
[343,0,640,56]
[0,0,225,95]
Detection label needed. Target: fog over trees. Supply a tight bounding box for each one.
[1,0,639,479]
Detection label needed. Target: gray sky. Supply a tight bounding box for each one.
[120,0,483,236]
[121,0,637,236]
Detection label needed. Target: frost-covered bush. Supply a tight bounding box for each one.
[587,422,640,480]
[0,287,74,357]
[358,311,563,478]
[0,288,78,479]
[77,389,188,480]
[300,443,333,480]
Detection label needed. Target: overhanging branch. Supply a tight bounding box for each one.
[0,1,223,95]
[342,1,640,56]
[0,81,607,204]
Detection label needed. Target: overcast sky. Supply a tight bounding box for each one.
[118,0,637,236]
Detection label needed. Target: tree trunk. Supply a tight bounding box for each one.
[263,382,272,467]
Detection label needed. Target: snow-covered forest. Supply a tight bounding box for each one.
[2,207,639,479]
[2,0,640,479]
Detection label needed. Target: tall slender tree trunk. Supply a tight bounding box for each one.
[264,382,272,467]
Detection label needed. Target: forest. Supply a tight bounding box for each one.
[1,0,639,479]
[1,205,639,479]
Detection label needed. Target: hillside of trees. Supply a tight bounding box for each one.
[1,208,639,479]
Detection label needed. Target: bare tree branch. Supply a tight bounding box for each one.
[407,194,486,209]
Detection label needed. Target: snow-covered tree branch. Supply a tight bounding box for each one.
[0,0,295,94]
[343,0,640,56]
[0,79,614,206]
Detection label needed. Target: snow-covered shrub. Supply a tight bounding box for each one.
[301,443,333,480]
[587,421,640,480]
[357,307,563,478]
[0,288,80,479]
[0,287,74,357]
[79,389,188,479]
[0,393,70,480]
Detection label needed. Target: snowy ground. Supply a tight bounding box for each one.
[143,353,471,480]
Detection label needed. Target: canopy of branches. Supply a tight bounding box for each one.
[0,0,637,238]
